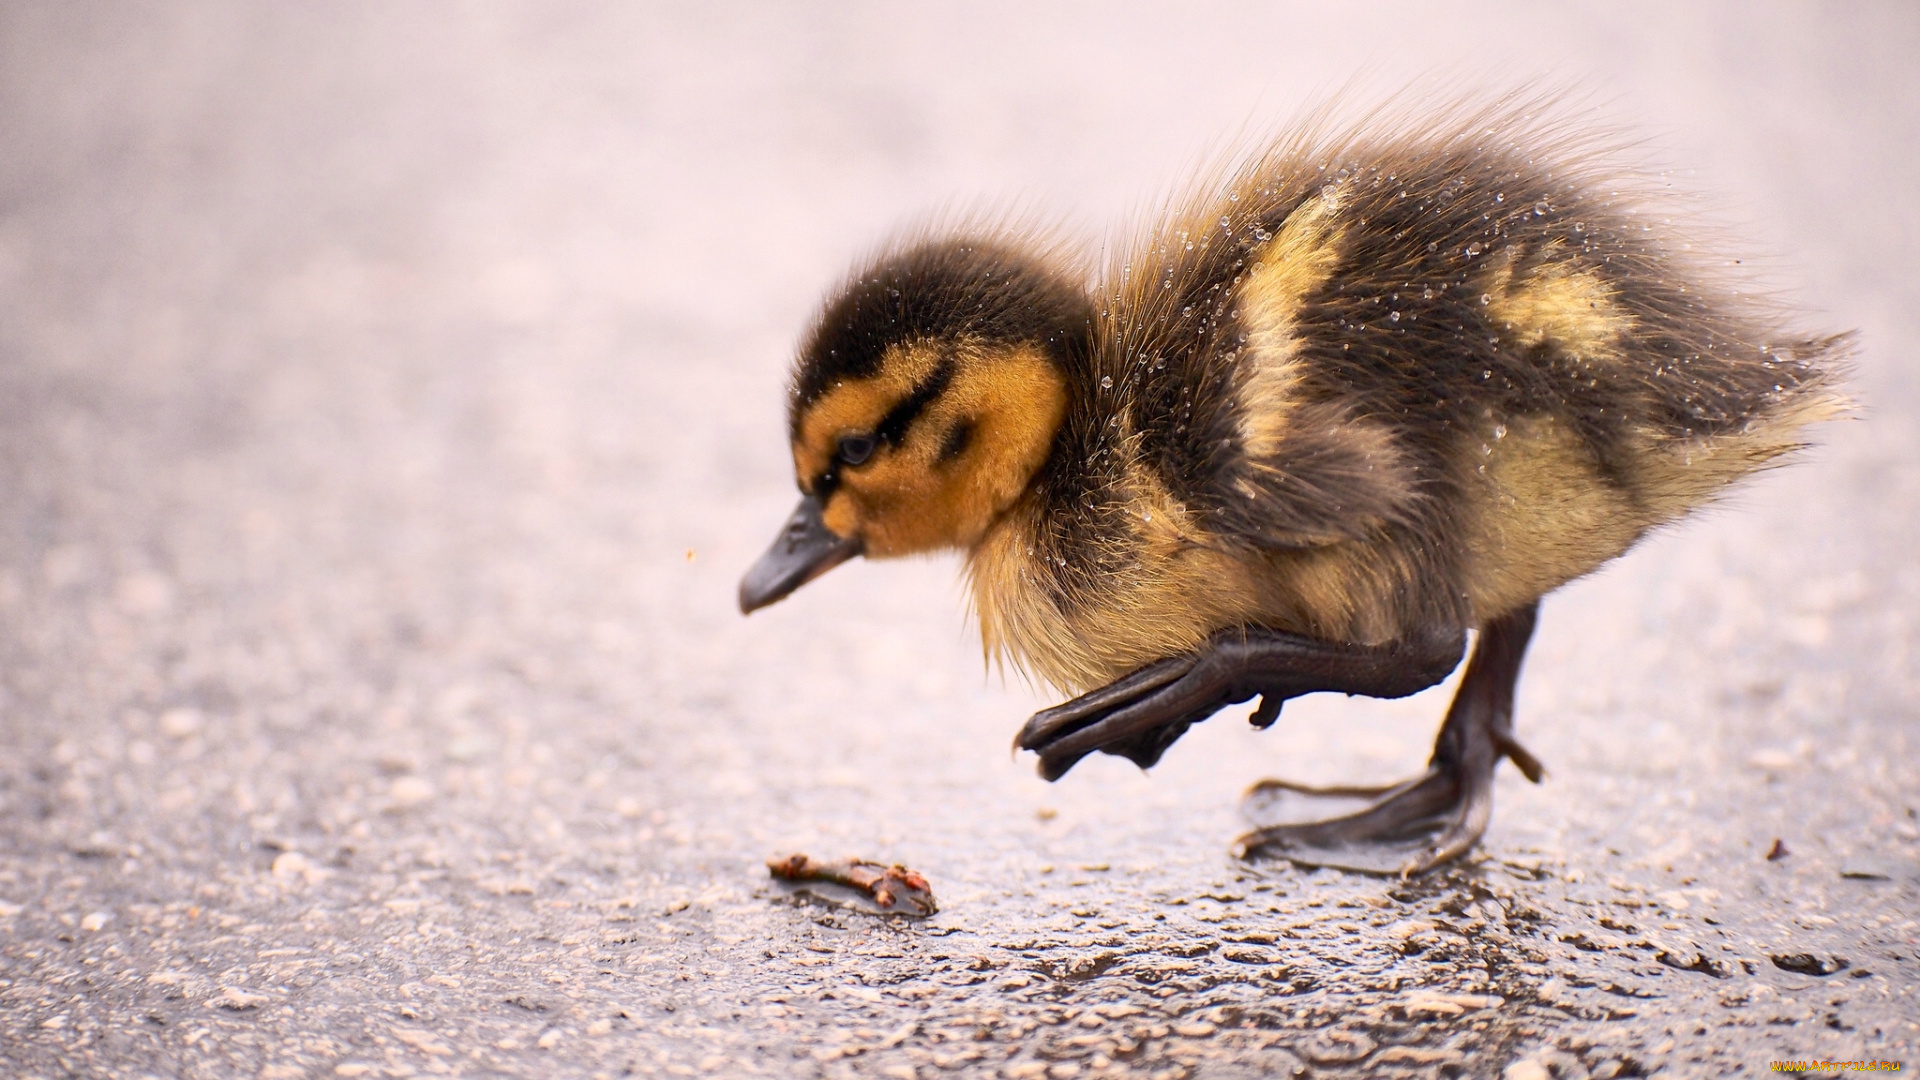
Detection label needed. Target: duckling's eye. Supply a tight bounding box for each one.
[836,433,877,466]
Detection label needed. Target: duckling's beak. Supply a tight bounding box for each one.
[738,494,863,614]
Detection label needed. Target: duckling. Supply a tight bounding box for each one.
[738,98,1849,875]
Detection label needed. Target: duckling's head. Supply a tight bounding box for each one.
[739,237,1093,614]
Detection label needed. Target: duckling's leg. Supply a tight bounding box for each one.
[1236,603,1542,876]
[1016,624,1468,779]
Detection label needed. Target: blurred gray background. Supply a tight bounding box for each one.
[1,3,1915,1078]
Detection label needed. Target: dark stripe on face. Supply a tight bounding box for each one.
[810,466,841,502]
[937,417,975,464]
[874,355,956,448]
[806,352,956,501]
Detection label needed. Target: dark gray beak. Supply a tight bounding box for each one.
[738,495,863,614]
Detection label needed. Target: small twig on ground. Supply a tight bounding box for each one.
[767,854,937,916]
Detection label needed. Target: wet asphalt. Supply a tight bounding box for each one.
[1,3,1916,1078]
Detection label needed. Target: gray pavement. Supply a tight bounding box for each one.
[1,3,1916,1077]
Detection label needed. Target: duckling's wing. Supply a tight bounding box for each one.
[1117,194,1426,548]
[1205,393,1422,547]
[1127,366,1421,549]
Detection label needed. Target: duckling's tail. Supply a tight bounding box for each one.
[1630,330,1856,518]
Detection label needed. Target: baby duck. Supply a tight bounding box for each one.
[738,99,1848,875]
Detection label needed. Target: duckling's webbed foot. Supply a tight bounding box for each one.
[1015,624,1468,781]
[1237,603,1543,876]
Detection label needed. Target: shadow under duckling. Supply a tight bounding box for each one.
[739,97,1850,876]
